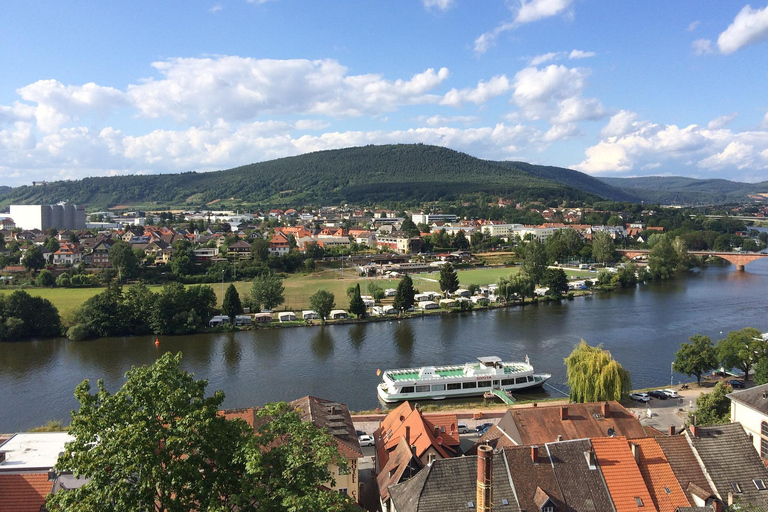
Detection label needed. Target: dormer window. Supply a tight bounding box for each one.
[732,482,743,494]
[754,479,767,491]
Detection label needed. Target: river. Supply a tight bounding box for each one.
[1,259,767,432]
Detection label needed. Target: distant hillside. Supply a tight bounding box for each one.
[0,186,10,199]
[0,145,604,209]
[600,176,768,205]
[499,161,638,202]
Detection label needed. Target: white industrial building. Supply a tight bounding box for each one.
[9,203,86,231]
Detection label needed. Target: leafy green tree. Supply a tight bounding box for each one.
[545,229,583,264]
[309,289,335,325]
[393,274,415,312]
[169,239,196,276]
[45,237,60,254]
[754,357,768,385]
[591,231,615,265]
[109,240,139,281]
[452,230,469,250]
[222,284,243,323]
[673,334,718,386]
[565,340,631,403]
[36,269,56,287]
[0,231,4,250]
[521,239,547,284]
[251,271,285,311]
[693,381,732,426]
[367,282,385,301]
[0,290,61,341]
[22,245,46,272]
[542,268,568,297]
[47,353,255,512]
[648,234,679,280]
[68,283,130,340]
[438,262,460,297]
[400,216,420,238]
[123,283,156,336]
[717,327,766,382]
[348,283,366,318]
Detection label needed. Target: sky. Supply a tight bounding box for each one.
[2,1,768,188]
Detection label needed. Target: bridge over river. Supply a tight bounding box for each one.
[617,249,768,271]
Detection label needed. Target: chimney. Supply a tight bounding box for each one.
[477,445,493,512]
[560,406,568,420]
[690,424,699,437]
[556,434,563,442]
[630,443,639,462]
[602,401,610,418]
[668,425,676,436]
[434,426,440,437]
[531,445,539,464]
[713,500,724,512]
[728,492,734,507]
[428,453,436,466]
[410,444,417,456]
[405,425,411,447]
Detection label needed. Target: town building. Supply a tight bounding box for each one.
[10,204,86,231]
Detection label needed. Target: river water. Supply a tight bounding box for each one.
[1,259,767,432]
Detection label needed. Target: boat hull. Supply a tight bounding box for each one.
[377,374,551,403]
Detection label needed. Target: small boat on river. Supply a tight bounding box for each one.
[377,356,551,403]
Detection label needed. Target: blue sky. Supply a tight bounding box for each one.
[2,0,768,187]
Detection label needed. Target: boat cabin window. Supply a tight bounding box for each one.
[502,379,515,386]
[462,382,477,389]
[527,375,533,382]
[477,380,491,388]
[401,386,414,394]
[431,384,446,391]
[415,385,430,393]
[447,383,461,390]
[515,377,527,384]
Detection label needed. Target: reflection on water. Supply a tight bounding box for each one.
[1,261,767,431]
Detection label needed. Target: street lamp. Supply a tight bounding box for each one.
[671,361,674,388]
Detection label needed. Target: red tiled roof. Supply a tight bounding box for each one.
[633,438,690,512]
[591,436,655,512]
[0,473,52,512]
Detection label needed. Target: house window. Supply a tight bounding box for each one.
[338,488,348,495]
[634,497,644,507]
[543,507,554,512]
[762,422,768,459]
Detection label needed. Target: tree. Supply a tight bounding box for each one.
[400,216,420,238]
[69,283,130,340]
[542,268,569,298]
[36,269,56,287]
[438,262,460,297]
[222,284,243,323]
[109,240,139,281]
[22,245,45,272]
[367,282,385,301]
[348,283,366,318]
[693,381,732,426]
[0,290,61,341]
[309,289,335,325]
[393,274,415,312]
[564,340,631,403]
[521,239,547,284]
[591,231,615,265]
[251,271,285,311]
[673,334,718,386]
[648,234,680,280]
[45,237,60,254]
[47,353,250,512]
[717,327,766,382]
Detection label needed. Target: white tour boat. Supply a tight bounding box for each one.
[377,356,551,403]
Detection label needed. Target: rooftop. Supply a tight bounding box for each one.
[0,433,73,471]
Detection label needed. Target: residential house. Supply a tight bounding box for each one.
[631,437,691,512]
[655,434,718,508]
[83,237,114,267]
[727,382,768,458]
[52,242,82,266]
[226,240,251,260]
[268,231,291,256]
[590,436,656,512]
[376,232,422,254]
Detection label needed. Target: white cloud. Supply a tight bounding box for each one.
[16,80,126,132]
[126,57,449,121]
[600,110,646,138]
[473,22,515,55]
[423,0,455,11]
[440,75,511,107]
[692,38,714,55]
[543,123,579,141]
[717,4,768,54]
[688,20,701,31]
[552,96,605,124]
[515,0,573,24]
[707,112,739,129]
[568,49,595,59]
[698,141,759,170]
[512,65,586,107]
[420,115,480,126]
[209,5,223,13]
[530,52,563,66]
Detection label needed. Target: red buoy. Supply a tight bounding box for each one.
[155,338,160,347]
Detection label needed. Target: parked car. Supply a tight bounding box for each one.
[629,392,650,402]
[457,423,470,434]
[727,379,746,388]
[356,430,366,437]
[476,425,492,436]
[661,389,679,398]
[358,434,375,447]
[648,390,668,399]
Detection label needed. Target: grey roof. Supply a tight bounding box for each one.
[727,382,768,415]
[546,439,616,512]
[388,454,520,512]
[688,423,768,509]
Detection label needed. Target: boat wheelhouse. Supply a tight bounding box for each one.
[377,356,550,403]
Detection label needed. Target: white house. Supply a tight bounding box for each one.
[729,383,768,458]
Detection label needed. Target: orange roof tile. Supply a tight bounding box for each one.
[0,473,52,512]
[633,438,690,512]
[591,436,656,512]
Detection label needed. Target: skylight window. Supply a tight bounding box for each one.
[467,501,475,508]
[664,487,671,494]
[732,482,743,493]
[754,479,767,491]
[635,497,644,507]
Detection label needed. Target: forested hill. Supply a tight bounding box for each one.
[2,144,612,209]
[600,176,768,205]
[0,186,10,199]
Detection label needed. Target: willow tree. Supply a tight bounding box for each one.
[565,340,631,403]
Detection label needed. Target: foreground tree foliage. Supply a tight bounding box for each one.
[565,340,631,403]
[717,327,766,382]
[692,381,732,426]
[673,334,718,386]
[48,353,356,512]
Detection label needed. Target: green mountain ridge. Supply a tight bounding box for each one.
[1,144,607,209]
[599,176,768,205]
